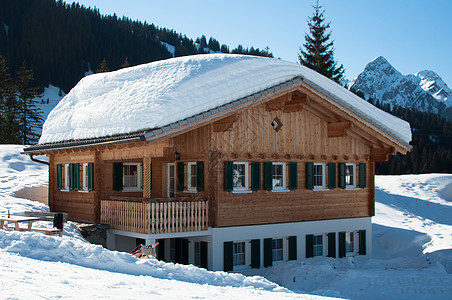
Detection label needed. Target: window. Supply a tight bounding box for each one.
[313,163,326,189]
[272,162,286,190]
[233,162,249,191]
[64,164,70,190]
[187,162,197,192]
[233,242,246,266]
[194,241,201,267]
[82,163,93,191]
[346,232,354,253]
[272,238,283,262]
[345,163,356,188]
[313,235,323,257]
[123,163,141,191]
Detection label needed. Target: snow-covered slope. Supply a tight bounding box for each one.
[38,54,411,148]
[34,85,66,136]
[1,145,452,299]
[349,56,451,117]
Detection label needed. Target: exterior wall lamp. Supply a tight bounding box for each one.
[174,151,181,161]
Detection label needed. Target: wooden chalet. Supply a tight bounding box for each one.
[24,54,411,271]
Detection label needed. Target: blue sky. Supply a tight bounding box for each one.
[70,0,452,85]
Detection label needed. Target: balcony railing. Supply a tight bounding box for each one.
[100,196,209,234]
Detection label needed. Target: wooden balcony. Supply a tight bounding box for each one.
[101,196,209,234]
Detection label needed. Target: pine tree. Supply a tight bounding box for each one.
[15,60,43,145]
[0,55,20,143]
[121,57,130,68]
[299,1,344,83]
[96,58,110,73]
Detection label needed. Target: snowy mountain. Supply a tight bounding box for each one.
[349,56,452,120]
[415,70,451,105]
[2,145,452,299]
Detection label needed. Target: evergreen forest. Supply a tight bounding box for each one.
[0,0,272,93]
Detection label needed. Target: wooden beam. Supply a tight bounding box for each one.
[265,95,287,111]
[212,115,237,132]
[327,121,351,137]
[283,93,307,113]
[370,147,395,161]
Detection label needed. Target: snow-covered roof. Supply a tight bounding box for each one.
[38,54,411,147]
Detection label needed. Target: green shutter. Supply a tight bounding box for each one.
[288,236,297,260]
[327,232,336,258]
[224,161,233,191]
[339,163,346,189]
[87,163,94,191]
[177,162,184,191]
[73,163,79,190]
[250,239,260,269]
[306,234,314,258]
[338,232,346,258]
[358,230,366,255]
[56,164,62,190]
[251,162,261,191]
[306,162,314,190]
[113,162,123,191]
[328,163,336,189]
[288,162,298,190]
[68,163,74,190]
[263,238,272,267]
[359,163,367,188]
[200,241,208,269]
[196,161,204,192]
[223,241,233,271]
[264,162,273,191]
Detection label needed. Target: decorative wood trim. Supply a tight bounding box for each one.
[212,115,237,132]
[328,121,351,137]
[370,147,395,161]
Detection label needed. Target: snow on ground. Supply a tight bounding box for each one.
[1,144,452,299]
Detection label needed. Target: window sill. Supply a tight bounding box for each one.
[232,189,252,194]
[345,187,360,191]
[60,189,70,192]
[78,190,91,193]
[183,190,198,194]
[272,189,291,193]
[233,264,249,271]
[122,188,143,192]
[313,187,329,191]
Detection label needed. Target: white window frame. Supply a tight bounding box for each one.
[186,162,198,192]
[233,241,246,268]
[272,238,284,262]
[346,232,355,256]
[345,163,357,189]
[123,162,142,192]
[313,163,327,190]
[63,163,70,191]
[232,162,250,192]
[313,234,323,257]
[81,163,90,192]
[272,162,287,191]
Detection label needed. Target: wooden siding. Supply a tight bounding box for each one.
[44,85,401,226]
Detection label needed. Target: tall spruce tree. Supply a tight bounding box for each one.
[15,60,43,145]
[96,58,110,73]
[0,55,20,143]
[299,1,344,83]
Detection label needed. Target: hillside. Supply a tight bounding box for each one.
[0,0,271,94]
[1,144,452,299]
